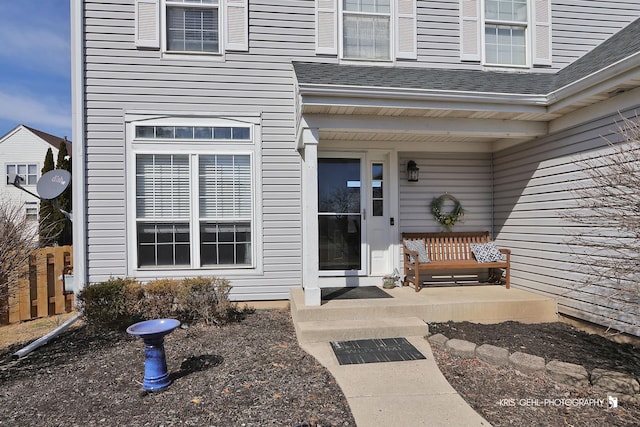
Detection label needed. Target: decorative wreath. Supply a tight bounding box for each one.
[430,194,464,230]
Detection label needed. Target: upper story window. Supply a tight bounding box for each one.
[166,0,219,53]
[6,163,38,186]
[316,0,417,61]
[460,0,551,68]
[484,0,527,66]
[343,0,391,61]
[134,0,248,54]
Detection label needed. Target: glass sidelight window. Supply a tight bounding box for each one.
[372,163,383,216]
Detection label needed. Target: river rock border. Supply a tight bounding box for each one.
[428,334,640,403]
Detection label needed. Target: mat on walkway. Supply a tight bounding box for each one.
[321,286,392,301]
[331,337,426,365]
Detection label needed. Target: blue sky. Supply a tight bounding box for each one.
[0,1,71,140]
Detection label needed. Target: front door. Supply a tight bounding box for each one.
[318,155,366,275]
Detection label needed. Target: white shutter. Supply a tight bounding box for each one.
[460,0,480,61]
[396,0,417,59]
[532,0,552,66]
[316,0,337,55]
[225,0,249,51]
[135,0,159,49]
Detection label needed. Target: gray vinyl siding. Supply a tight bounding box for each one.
[415,0,640,71]
[82,0,317,300]
[82,0,639,301]
[399,153,493,233]
[492,107,640,336]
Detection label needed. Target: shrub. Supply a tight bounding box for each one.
[78,276,243,331]
[177,276,240,325]
[77,277,144,331]
[142,278,180,319]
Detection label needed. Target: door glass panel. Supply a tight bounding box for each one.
[318,158,362,271]
[372,163,383,216]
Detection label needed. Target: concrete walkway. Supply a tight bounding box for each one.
[299,336,492,427]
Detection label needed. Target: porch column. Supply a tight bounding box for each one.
[301,128,320,306]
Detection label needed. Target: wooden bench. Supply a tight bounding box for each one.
[402,231,510,292]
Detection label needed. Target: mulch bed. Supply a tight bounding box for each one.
[429,321,640,427]
[0,309,354,427]
[3,310,640,427]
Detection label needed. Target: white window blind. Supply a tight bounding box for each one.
[199,155,251,219]
[136,154,190,218]
[166,0,219,53]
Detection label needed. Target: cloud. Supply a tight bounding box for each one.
[0,1,70,77]
[0,26,70,77]
[0,90,70,135]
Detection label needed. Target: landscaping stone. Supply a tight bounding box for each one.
[427,333,449,347]
[546,360,589,388]
[476,344,509,367]
[509,352,546,375]
[445,338,476,358]
[591,368,640,401]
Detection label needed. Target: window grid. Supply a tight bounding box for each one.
[6,163,38,185]
[135,152,252,268]
[135,125,251,141]
[342,0,391,60]
[484,0,528,66]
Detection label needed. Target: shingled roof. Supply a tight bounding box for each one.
[23,125,72,153]
[294,17,640,96]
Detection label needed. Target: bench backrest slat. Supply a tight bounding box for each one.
[403,231,492,262]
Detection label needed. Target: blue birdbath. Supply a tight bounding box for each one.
[126,318,181,392]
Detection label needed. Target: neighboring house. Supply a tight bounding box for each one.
[71,1,640,336]
[0,125,71,221]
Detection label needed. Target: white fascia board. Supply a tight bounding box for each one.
[297,84,549,109]
[547,53,640,113]
[303,114,547,138]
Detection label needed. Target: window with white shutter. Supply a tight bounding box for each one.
[315,0,416,61]
[460,0,551,67]
[135,0,249,54]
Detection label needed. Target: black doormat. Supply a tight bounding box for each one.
[321,287,392,301]
[331,337,426,365]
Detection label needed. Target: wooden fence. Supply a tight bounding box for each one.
[1,246,74,324]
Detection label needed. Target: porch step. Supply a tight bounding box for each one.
[295,317,429,343]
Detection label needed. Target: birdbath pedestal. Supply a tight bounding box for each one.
[126,318,181,391]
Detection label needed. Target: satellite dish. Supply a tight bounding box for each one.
[37,169,71,201]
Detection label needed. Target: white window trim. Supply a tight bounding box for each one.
[481,0,530,68]
[125,113,263,280]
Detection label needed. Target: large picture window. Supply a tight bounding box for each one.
[135,152,252,268]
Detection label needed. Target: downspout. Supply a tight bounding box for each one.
[13,0,87,359]
[12,314,80,359]
[71,0,87,294]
